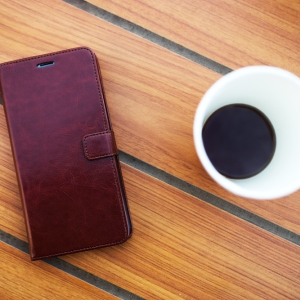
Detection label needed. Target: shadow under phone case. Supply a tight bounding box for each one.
[0,47,132,260]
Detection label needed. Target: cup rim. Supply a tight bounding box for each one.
[193,66,300,200]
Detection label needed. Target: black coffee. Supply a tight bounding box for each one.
[202,104,276,179]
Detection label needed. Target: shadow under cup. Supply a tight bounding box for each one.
[193,66,300,200]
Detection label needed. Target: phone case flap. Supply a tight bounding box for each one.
[83,130,118,160]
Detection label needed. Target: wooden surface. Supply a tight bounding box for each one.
[1,0,299,235]
[0,242,116,300]
[88,0,300,75]
[1,0,300,298]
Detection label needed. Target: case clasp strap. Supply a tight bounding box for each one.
[83,130,117,160]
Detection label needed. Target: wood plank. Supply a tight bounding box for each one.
[66,165,300,299]
[1,1,300,240]
[1,110,300,299]
[0,242,118,299]
[88,0,300,75]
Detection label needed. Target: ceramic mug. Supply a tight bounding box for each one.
[193,66,300,200]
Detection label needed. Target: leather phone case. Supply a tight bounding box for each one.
[0,47,132,260]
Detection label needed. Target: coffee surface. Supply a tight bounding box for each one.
[202,104,276,179]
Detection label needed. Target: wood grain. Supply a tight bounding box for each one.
[1,106,300,299]
[0,242,117,299]
[1,0,300,238]
[88,0,300,75]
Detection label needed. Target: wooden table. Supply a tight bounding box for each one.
[1,0,300,299]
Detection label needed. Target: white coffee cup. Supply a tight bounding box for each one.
[193,66,300,200]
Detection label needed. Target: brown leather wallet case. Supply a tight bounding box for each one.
[0,47,132,260]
